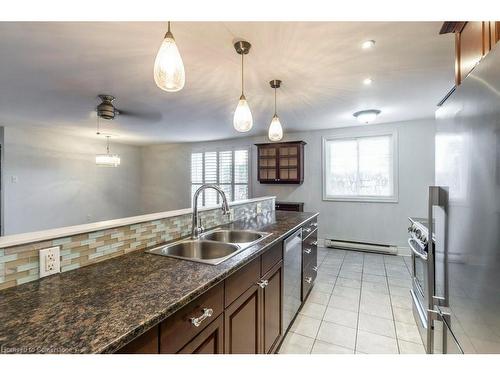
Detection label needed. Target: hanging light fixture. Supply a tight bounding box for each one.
[153,21,185,92]
[96,136,120,167]
[268,79,284,141]
[233,41,253,132]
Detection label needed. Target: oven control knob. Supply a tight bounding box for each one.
[415,229,422,238]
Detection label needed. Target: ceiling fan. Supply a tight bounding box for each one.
[96,94,163,122]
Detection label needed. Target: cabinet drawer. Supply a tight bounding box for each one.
[261,242,283,277]
[117,325,159,354]
[302,219,318,239]
[225,257,261,308]
[177,315,224,354]
[302,264,317,301]
[160,282,224,354]
[303,230,318,268]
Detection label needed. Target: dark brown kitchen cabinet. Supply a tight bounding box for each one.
[224,283,262,354]
[116,325,159,354]
[114,222,321,355]
[261,261,283,353]
[159,282,224,353]
[255,141,306,184]
[177,315,224,354]
[302,218,318,301]
[275,201,304,212]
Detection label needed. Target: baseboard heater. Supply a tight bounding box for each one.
[324,239,398,255]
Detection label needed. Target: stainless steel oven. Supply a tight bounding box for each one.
[407,217,433,353]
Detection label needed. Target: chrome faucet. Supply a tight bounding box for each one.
[191,184,231,239]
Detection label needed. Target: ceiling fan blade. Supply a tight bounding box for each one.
[117,108,163,123]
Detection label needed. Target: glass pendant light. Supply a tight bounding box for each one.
[268,79,283,141]
[96,136,120,167]
[154,21,185,92]
[233,41,253,132]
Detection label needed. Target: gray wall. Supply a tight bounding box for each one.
[140,143,191,214]
[1,118,435,247]
[140,119,436,247]
[2,127,142,235]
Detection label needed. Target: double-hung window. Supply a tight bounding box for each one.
[322,132,398,202]
[191,149,249,207]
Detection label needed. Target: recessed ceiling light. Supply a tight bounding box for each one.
[363,78,373,85]
[362,40,376,49]
[353,109,381,124]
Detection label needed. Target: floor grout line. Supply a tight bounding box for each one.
[281,248,421,354]
[308,249,345,353]
[353,252,363,354]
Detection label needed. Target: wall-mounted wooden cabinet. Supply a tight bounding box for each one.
[441,21,500,85]
[255,141,306,184]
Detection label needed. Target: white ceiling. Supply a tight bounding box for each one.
[0,22,455,145]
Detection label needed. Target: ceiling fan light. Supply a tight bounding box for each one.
[154,24,185,92]
[233,94,253,132]
[353,109,381,124]
[96,154,121,167]
[268,115,283,142]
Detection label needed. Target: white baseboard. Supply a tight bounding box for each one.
[397,246,411,256]
[319,238,411,257]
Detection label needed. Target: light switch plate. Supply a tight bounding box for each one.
[39,246,61,278]
[256,202,263,214]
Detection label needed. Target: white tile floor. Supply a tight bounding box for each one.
[279,247,425,354]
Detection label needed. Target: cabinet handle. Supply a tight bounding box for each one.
[311,241,318,246]
[257,280,269,288]
[305,277,313,284]
[303,228,311,233]
[311,222,318,227]
[304,248,312,254]
[190,308,213,327]
[313,266,318,272]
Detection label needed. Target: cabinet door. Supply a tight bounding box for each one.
[224,284,262,354]
[258,145,277,182]
[277,144,297,182]
[178,315,224,354]
[116,326,159,354]
[261,261,283,354]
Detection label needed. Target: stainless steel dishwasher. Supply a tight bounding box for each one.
[283,228,303,330]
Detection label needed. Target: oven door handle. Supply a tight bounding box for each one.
[408,238,427,261]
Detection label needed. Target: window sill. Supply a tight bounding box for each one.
[322,196,399,203]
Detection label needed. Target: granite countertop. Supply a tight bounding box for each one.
[0,211,318,354]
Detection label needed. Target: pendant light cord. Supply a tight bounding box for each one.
[167,21,171,33]
[241,53,244,96]
[274,87,277,116]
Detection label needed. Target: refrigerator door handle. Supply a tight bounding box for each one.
[426,186,449,354]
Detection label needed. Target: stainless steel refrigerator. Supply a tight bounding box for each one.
[429,43,500,353]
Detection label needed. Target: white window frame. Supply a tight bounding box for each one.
[191,147,252,207]
[322,130,399,203]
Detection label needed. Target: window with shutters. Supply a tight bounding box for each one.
[191,149,250,207]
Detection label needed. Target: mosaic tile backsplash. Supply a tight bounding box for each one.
[0,198,275,291]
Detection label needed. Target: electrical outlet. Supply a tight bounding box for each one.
[39,246,61,278]
[228,208,235,221]
[256,202,263,215]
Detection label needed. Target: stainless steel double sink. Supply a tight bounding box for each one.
[146,229,271,265]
